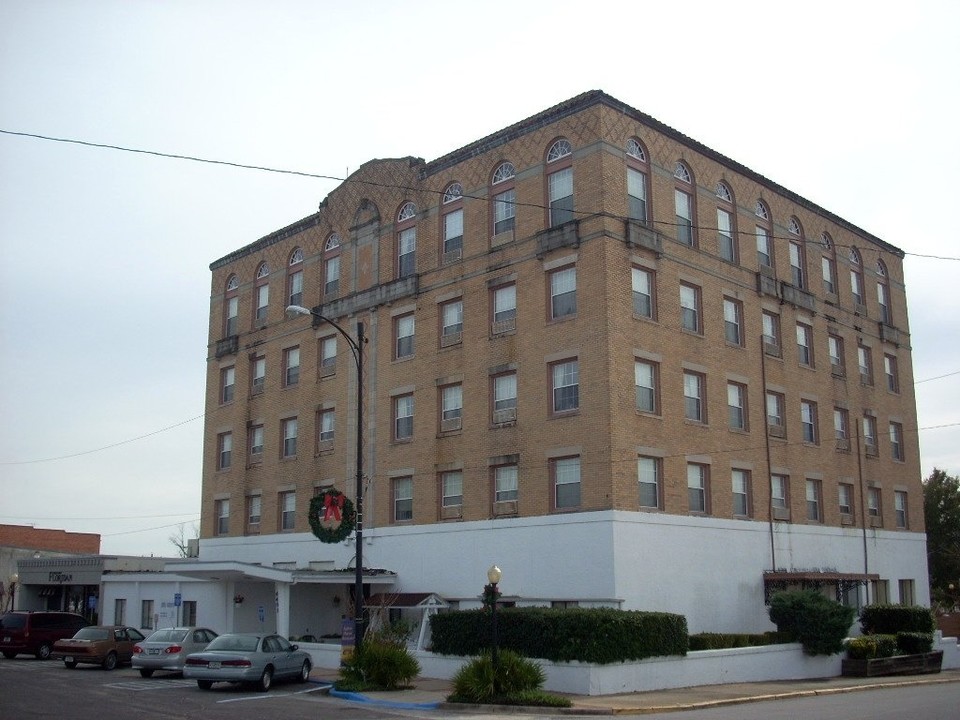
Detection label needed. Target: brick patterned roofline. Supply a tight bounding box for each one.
[0,523,100,554]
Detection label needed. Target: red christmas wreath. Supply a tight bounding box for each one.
[308,488,356,544]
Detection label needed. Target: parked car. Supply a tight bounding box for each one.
[183,633,311,691]
[1,611,89,660]
[132,626,218,677]
[51,625,146,669]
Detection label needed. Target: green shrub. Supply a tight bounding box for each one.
[859,605,934,635]
[896,632,934,655]
[431,607,688,663]
[688,631,792,651]
[449,649,566,705]
[845,636,876,660]
[768,590,856,656]
[338,639,420,690]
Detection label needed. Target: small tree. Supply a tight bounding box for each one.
[167,522,199,558]
[924,469,960,608]
[768,590,855,656]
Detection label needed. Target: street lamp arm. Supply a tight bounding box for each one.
[286,305,363,364]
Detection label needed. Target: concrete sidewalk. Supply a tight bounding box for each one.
[312,668,960,714]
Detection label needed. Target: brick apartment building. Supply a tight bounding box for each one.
[184,90,926,635]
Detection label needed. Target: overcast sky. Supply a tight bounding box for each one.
[1,1,958,557]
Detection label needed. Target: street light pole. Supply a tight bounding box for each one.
[485,565,502,694]
[287,305,366,652]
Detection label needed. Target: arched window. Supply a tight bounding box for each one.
[715,181,736,263]
[674,161,695,246]
[626,138,650,223]
[546,139,573,228]
[491,161,516,238]
[396,202,417,278]
[224,274,239,336]
[849,247,865,308]
[441,182,464,261]
[323,234,341,299]
[876,259,891,324]
[755,200,773,269]
[787,217,806,289]
[820,232,837,295]
[287,248,304,308]
[254,262,270,326]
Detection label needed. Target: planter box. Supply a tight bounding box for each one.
[842,650,943,677]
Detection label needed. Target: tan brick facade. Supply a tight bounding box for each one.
[201,92,922,546]
[0,524,100,554]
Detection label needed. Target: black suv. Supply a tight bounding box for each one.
[1,611,90,659]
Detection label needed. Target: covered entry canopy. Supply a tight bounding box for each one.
[164,559,398,586]
[365,592,449,650]
[763,570,879,603]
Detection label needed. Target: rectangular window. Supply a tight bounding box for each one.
[255,284,269,324]
[635,360,658,414]
[898,579,915,606]
[829,335,845,376]
[441,470,463,508]
[717,208,735,262]
[839,483,854,517]
[281,417,298,458]
[398,226,416,278]
[789,241,805,288]
[248,424,264,460]
[279,491,296,531]
[182,600,197,626]
[834,407,850,450]
[141,600,155,631]
[631,266,655,319]
[822,254,837,294]
[863,415,878,455]
[796,323,813,367]
[679,283,701,333]
[220,366,235,404]
[868,486,881,517]
[318,408,335,444]
[215,498,229,535]
[283,346,300,387]
[628,167,648,222]
[441,384,463,431]
[550,266,577,319]
[732,469,751,517]
[687,463,708,513]
[114,598,126,625]
[806,479,822,522]
[684,371,705,422]
[441,300,463,346]
[895,490,908,529]
[551,359,579,414]
[324,255,340,298]
[858,344,873,385]
[217,432,232,470]
[756,226,772,267]
[771,474,788,511]
[638,456,661,509]
[247,495,262,532]
[762,311,781,355]
[393,477,413,522]
[492,372,518,423]
[878,283,890,324]
[493,188,516,235]
[492,283,517,334]
[394,394,414,440]
[494,464,519,502]
[727,382,747,430]
[552,456,581,509]
[251,355,266,395]
[319,336,337,374]
[801,400,819,444]
[288,269,303,307]
[884,354,899,393]
[851,267,864,306]
[766,391,785,436]
[225,296,238,336]
[548,167,574,227]
[890,422,904,461]
[872,579,889,604]
[395,313,415,359]
[443,208,463,254]
[675,189,693,245]
[723,298,743,346]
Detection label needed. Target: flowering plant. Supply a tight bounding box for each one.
[233,594,245,604]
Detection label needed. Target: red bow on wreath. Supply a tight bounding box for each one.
[323,492,345,522]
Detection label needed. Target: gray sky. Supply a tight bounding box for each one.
[1,0,958,557]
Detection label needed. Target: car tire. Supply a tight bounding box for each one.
[197,680,213,690]
[298,660,311,683]
[102,652,118,671]
[139,669,155,678]
[256,666,272,692]
[2,651,17,659]
[64,660,78,669]
[36,642,53,660]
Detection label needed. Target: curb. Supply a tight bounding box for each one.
[316,679,442,711]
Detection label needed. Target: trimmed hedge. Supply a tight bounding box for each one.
[430,607,688,664]
[688,631,793,651]
[768,590,856,656]
[858,604,934,635]
[845,631,933,660]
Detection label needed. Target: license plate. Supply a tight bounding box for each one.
[65,656,74,663]
[148,649,160,655]
[208,661,221,669]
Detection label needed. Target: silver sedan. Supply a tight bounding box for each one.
[132,627,218,677]
[182,633,312,691]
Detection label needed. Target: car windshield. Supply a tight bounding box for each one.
[73,627,110,641]
[0,614,26,629]
[206,635,259,652]
[147,629,188,643]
